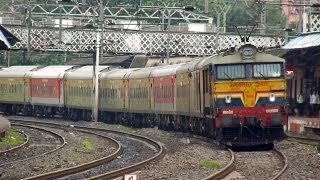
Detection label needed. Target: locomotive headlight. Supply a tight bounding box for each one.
[269,93,276,102]
[225,95,231,104]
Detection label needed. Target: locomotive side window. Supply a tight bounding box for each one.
[216,64,245,80]
[253,63,282,78]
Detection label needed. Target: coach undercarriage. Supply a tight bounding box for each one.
[99,111,211,136]
[0,103,285,146]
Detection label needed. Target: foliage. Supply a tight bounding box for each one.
[199,159,221,170]
[0,50,70,66]
[80,138,97,152]
[0,128,25,148]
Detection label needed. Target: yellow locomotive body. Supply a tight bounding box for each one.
[211,44,287,146]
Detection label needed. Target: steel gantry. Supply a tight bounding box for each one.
[0,1,286,55]
[0,2,213,26]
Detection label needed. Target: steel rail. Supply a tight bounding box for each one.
[203,148,235,180]
[286,134,320,146]
[87,129,165,180]
[0,128,29,156]
[24,128,122,180]
[8,118,164,179]
[0,123,66,167]
[182,133,236,180]
[271,148,288,180]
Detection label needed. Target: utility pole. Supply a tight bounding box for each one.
[204,0,209,13]
[92,0,103,122]
[260,3,267,35]
[166,9,171,64]
[27,1,31,63]
[298,0,303,33]
[59,4,63,43]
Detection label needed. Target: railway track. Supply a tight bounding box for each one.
[0,128,29,156]
[0,124,66,167]
[286,134,320,146]
[190,132,287,180]
[7,117,165,179]
[220,147,287,180]
[178,133,235,180]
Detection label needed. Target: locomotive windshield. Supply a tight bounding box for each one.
[253,63,282,78]
[215,63,283,80]
[216,64,245,80]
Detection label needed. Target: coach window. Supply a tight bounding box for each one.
[137,87,139,98]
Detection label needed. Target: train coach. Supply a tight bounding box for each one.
[29,65,75,117]
[64,65,111,120]
[0,66,40,115]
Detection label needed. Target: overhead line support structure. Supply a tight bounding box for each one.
[92,0,104,122]
[0,3,213,25]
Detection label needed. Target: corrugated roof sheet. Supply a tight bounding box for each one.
[282,32,320,49]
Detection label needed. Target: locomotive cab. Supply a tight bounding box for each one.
[210,44,288,146]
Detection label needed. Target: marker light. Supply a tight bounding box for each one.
[225,95,231,104]
[269,93,276,102]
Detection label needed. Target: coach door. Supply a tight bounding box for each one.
[202,68,211,114]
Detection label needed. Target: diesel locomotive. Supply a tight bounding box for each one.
[0,44,288,146]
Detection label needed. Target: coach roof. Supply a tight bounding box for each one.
[150,64,183,77]
[31,66,75,79]
[126,67,158,79]
[206,52,285,65]
[65,66,110,79]
[0,66,40,78]
[100,68,139,80]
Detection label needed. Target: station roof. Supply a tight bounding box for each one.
[279,32,320,67]
[282,32,320,49]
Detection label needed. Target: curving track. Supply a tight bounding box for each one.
[0,124,65,168]
[0,128,29,156]
[221,147,287,180]
[7,117,165,179]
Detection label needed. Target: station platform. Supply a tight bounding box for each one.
[288,116,320,134]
